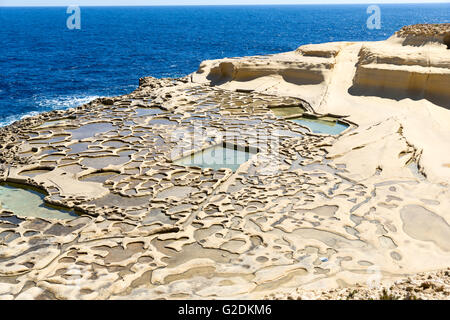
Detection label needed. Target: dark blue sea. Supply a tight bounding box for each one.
[1,4,449,126]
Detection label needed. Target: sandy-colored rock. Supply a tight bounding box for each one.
[0,25,449,300]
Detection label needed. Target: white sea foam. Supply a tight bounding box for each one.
[0,111,39,127]
[34,94,100,110]
[0,94,101,127]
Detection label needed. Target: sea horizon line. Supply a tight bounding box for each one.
[1,2,449,8]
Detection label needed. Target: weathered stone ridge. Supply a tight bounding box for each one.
[0,25,449,300]
[192,25,450,185]
[396,23,450,36]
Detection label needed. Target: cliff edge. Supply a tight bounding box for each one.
[191,24,450,185]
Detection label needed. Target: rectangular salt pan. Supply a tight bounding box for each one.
[174,143,257,172]
[290,118,349,135]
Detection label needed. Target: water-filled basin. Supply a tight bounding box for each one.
[289,118,349,135]
[0,182,77,220]
[174,143,257,172]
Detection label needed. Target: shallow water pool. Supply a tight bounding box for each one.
[0,182,77,220]
[69,122,117,140]
[174,143,256,172]
[290,118,349,135]
[269,106,304,117]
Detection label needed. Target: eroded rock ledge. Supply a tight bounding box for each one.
[0,25,449,300]
[192,24,450,185]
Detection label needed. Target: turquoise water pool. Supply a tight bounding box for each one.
[290,118,349,135]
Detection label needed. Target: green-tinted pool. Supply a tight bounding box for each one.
[0,182,78,220]
[174,143,257,172]
[270,106,304,117]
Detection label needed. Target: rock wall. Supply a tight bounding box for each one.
[191,24,450,185]
[350,41,450,108]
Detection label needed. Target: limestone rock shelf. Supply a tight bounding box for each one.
[0,24,449,300]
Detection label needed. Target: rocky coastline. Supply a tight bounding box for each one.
[0,24,449,300]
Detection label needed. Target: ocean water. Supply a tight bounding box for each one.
[1,4,449,126]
